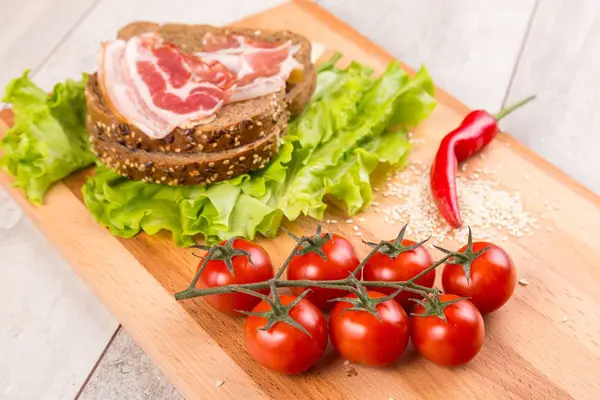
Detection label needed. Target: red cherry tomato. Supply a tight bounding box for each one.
[442,242,516,313]
[329,291,410,367]
[288,234,360,310]
[363,239,435,310]
[244,295,328,374]
[196,238,273,315]
[410,294,485,366]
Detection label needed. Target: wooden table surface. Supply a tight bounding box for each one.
[1,0,599,399]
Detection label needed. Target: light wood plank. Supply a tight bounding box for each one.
[79,327,181,400]
[503,0,600,193]
[317,0,536,111]
[0,186,118,400]
[1,2,599,398]
[0,0,97,90]
[32,0,286,90]
[0,169,269,400]
[2,2,288,398]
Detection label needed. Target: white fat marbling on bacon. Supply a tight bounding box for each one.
[99,33,232,139]
[99,32,302,139]
[195,35,302,102]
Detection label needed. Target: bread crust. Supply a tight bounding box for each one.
[89,115,285,186]
[86,75,286,154]
[86,22,315,185]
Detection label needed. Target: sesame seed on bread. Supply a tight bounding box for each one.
[89,113,285,186]
[86,22,315,186]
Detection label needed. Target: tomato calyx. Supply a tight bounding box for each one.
[238,285,314,337]
[410,290,468,322]
[433,227,489,283]
[281,224,332,260]
[330,281,402,322]
[362,223,430,260]
[191,236,257,278]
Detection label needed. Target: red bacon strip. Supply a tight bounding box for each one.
[99,33,236,138]
[98,32,302,138]
[196,33,302,102]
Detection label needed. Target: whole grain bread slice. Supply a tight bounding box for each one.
[87,22,315,155]
[86,74,286,155]
[89,114,285,186]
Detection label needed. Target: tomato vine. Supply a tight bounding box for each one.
[175,223,487,325]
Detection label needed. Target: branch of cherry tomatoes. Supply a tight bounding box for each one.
[174,222,517,374]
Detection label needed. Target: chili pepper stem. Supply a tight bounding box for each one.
[494,95,536,121]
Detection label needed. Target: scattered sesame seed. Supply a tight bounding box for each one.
[560,316,568,323]
[215,380,224,387]
[355,232,362,237]
[518,279,529,286]
[346,219,353,224]
[353,226,359,232]
[344,360,351,366]
[358,217,366,222]
[375,163,539,244]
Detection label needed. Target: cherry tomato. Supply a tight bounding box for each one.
[410,294,485,366]
[363,239,435,311]
[196,238,273,316]
[244,295,328,374]
[442,242,516,313]
[288,234,360,310]
[329,291,409,367]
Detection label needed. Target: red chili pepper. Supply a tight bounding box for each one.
[430,96,536,228]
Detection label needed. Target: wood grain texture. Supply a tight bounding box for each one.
[502,0,600,194]
[0,157,268,400]
[0,185,118,400]
[30,0,286,91]
[78,327,181,400]
[0,1,123,398]
[317,0,536,111]
[1,1,600,399]
[0,0,98,89]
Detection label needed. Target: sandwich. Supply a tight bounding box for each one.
[85,22,316,186]
[1,20,436,246]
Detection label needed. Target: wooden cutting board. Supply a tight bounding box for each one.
[1,1,599,399]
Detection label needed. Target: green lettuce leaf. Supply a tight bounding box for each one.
[278,62,427,220]
[287,62,373,163]
[0,71,94,203]
[325,129,411,216]
[80,58,435,246]
[82,165,282,246]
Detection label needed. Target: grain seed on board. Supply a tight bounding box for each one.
[375,163,545,244]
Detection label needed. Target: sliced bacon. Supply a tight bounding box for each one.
[99,33,236,139]
[196,33,302,102]
[202,32,244,52]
